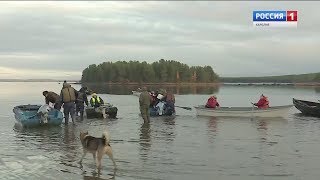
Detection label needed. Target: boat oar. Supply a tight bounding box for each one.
[251,102,255,119]
[175,106,192,110]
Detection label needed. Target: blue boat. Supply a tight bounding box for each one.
[13,105,64,127]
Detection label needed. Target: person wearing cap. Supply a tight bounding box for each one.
[42,90,61,110]
[60,83,78,124]
[89,93,106,118]
[253,94,269,109]
[139,87,151,123]
[205,95,220,108]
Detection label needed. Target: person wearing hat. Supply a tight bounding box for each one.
[89,93,107,118]
[60,83,78,124]
[42,90,61,110]
[253,94,269,109]
[205,95,220,108]
[139,87,151,123]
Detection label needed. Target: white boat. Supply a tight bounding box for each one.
[132,90,141,97]
[194,105,293,118]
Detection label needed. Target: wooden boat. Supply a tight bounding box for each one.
[85,104,118,119]
[293,98,320,117]
[194,105,293,118]
[13,105,63,127]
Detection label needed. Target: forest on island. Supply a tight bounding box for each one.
[81,59,219,83]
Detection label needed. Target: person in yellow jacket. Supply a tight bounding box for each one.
[90,93,107,118]
[60,83,78,124]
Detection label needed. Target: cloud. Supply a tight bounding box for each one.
[0,1,320,79]
[0,66,80,80]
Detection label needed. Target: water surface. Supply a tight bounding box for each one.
[1,82,320,180]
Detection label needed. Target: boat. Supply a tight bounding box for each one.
[194,105,293,118]
[149,107,175,117]
[132,90,141,97]
[85,104,118,119]
[13,105,63,127]
[293,98,320,117]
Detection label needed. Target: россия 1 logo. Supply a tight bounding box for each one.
[252,10,298,28]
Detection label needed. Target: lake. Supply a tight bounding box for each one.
[1,82,320,180]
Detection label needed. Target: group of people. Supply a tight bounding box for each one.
[205,94,270,109]
[42,81,107,124]
[139,87,175,123]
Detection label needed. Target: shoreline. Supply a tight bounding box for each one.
[79,82,320,87]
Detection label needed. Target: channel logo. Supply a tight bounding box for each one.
[253,10,298,28]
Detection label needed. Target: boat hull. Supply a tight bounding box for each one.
[85,105,118,119]
[13,105,63,128]
[293,98,320,117]
[195,105,293,118]
[139,106,175,117]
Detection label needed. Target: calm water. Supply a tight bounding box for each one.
[1,82,320,180]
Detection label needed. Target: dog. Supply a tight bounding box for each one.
[37,104,51,124]
[79,131,116,170]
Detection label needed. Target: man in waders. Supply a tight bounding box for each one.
[76,87,89,120]
[139,86,151,123]
[60,83,78,124]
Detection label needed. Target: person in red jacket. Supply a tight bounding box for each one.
[254,94,269,109]
[205,96,220,108]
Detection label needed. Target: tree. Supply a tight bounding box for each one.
[81,59,219,83]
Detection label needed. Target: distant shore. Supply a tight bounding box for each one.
[223,82,320,86]
[81,82,221,86]
[80,82,320,87]
[1,79,319,87]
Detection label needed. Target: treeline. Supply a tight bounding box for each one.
[221,72,320,83]
[81,59,219,83]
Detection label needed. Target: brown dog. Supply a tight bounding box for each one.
[79,131,116,170]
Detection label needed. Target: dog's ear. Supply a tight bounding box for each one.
[85,131,88,134]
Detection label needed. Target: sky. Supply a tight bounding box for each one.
[0,1,319,80]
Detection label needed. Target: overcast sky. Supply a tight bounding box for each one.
[0,1,319,80]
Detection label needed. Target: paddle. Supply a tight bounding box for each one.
[251,102,255,118]
[175,106,192,110]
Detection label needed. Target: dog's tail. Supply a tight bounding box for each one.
[102,131,110,145]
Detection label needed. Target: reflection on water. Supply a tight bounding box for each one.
[315,87,320,93]
[139,122,151,159]
[82,84,220,95]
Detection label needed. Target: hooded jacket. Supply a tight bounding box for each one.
[60,83,78,103]
[254,96,269,109]
[139,90,151,107]
[206,97,219,108]
[77,87,89,106]
[45,91,60,104]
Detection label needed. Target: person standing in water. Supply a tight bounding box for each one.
[76,87,89,120]
[60,83,78,124]
[139,87,151,123]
